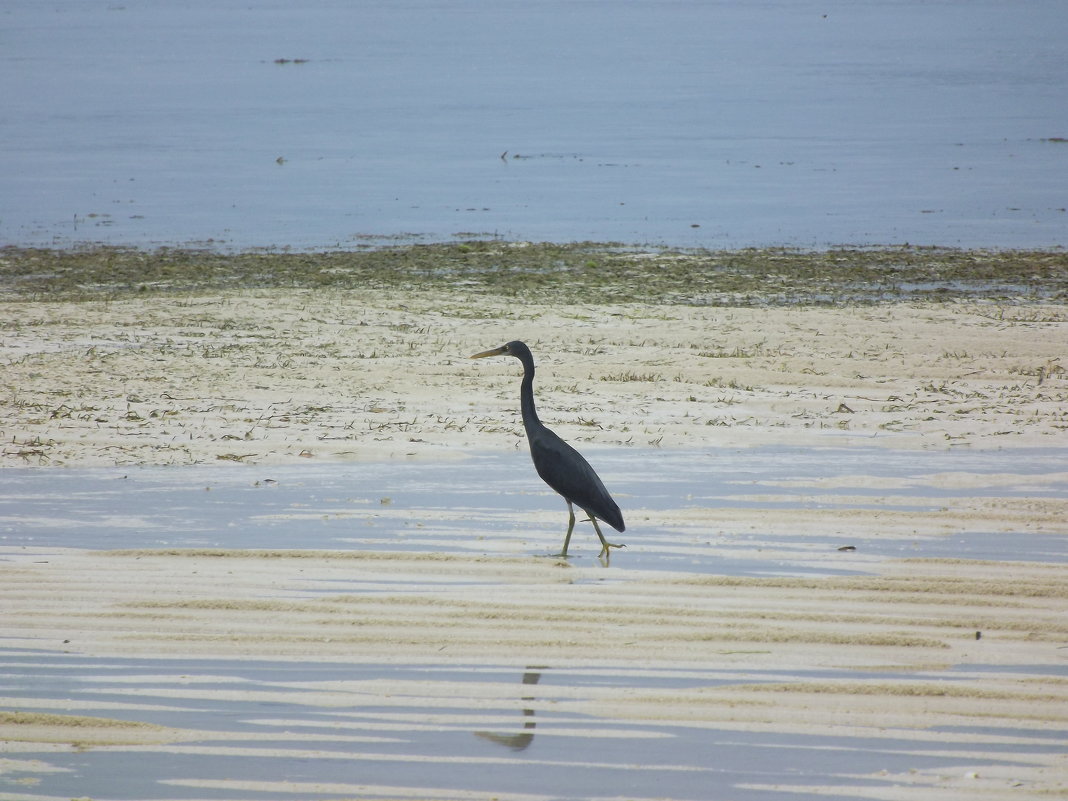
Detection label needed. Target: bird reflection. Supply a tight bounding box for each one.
[473,667,544,751]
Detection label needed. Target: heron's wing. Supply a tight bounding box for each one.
[528,427,625,532]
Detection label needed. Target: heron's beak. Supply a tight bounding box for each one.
[470,346,508,359]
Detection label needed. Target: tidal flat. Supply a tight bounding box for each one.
[1,243,1067,800]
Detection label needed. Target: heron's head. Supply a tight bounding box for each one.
[469,340,532,363]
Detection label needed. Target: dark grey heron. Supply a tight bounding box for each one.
[470,340,625,558]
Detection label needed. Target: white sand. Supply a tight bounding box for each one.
[2,289,1066,466]
[2,288,1067,800]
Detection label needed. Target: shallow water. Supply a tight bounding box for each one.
[3,0,1067,250]
[3,651,1065,801]
[2,446,1067,799]
[3,447,1066,570]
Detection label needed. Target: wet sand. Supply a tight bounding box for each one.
[2,248,1068,799]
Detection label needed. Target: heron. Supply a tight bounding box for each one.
[470,340,625,558]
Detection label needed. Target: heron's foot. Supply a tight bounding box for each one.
[597,541,626,558]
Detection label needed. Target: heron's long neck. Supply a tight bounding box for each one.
[519,359,541,433]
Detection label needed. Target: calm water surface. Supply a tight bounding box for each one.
[2,0,1067,250]
[3,447,1066,570]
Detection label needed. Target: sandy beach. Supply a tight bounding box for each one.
[4,275,1067,467]
[1,245,1067,800]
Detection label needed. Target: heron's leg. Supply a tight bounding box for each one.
[590,516,626,558]
[557,501,576,557]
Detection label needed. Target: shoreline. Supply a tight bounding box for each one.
[4,242,1066,304]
